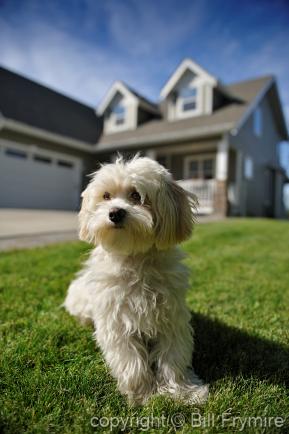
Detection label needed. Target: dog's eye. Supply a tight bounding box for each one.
[130,191,141,203]
[103,192,111,200]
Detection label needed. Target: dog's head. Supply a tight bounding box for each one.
[79,156,196,254]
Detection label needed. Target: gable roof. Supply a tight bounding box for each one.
[98,80,159,115]
[0,66,101,144]
[160,58,217,99]
[96,76,283,152]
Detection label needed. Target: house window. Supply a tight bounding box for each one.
[112,104,125,125]
[244,157,254,179]
[5,148,27,159]
[57,160,74,169]
[253,107,262,136]
[203,159,214,179]
[180,87,197,112]
[34,154,51,164]
[188,160,199,179]
[186,156,214,179]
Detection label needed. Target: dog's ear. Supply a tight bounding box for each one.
[78,188,92,243]
[154,179,197,250]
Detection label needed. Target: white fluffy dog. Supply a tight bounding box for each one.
[64,156,208,405]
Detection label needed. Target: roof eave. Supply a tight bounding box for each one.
[1,117,96,153]
[94,122,233,154]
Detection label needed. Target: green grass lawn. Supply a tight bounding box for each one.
[1,219,289,433]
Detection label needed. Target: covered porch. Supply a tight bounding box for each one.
[149,136,230,216]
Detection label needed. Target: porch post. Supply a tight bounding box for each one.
[215,135,229,215]
[216,135,229,181]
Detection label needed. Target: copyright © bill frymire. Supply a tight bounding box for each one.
[90,408,286,431]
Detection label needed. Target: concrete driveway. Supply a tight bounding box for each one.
[0,209,224,251]
[0,209,78,251]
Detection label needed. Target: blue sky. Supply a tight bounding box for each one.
[0,0,289,172]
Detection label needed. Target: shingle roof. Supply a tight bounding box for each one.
[96,76,274,152]
[0,66,101,144]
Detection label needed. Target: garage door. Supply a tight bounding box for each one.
[0,141,82,210]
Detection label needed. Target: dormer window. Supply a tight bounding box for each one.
[180,87,197,112]
[160,59,217,121]
[99,81,159,135]
[112,104,125,125]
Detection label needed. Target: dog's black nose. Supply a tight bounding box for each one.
[109,208,126,224]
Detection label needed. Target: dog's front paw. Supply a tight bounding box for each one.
[126,391,152,406]
[119,381,156,406]
[179,383,209,404]
[157,369,209,404]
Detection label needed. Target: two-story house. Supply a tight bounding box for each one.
[0,59,288,217]
[96,59,288,217]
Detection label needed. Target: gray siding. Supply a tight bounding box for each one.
[230,93,283,217]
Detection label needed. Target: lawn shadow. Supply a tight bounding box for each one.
[191,312,289,388]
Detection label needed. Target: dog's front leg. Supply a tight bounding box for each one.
[154,325,208,403]
[96,332,155,405]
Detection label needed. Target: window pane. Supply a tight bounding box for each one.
[188,160,199,179]
[183,100,196,111]
[179,87,197,98]
[203,159,214,179]
[112,104,125,115]
[112,104,125,125]
[34,155,51,164]
[5,148,27,159]
[58,160,74,168]
[115,117,124,125]
[244,157,253,179]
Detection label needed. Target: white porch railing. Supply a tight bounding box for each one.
[177,179,216,214]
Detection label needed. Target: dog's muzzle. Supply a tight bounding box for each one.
[109,207,127,224]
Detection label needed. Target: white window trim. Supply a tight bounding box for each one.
[184,153,216,179]
[175,87,201,119]
[106,104,128,132]
[105,99,137,134]
[173,75,207,120]
[179,88,198,113]
[110,110,125,126]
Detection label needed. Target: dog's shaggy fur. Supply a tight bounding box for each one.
[64,156,208,405]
